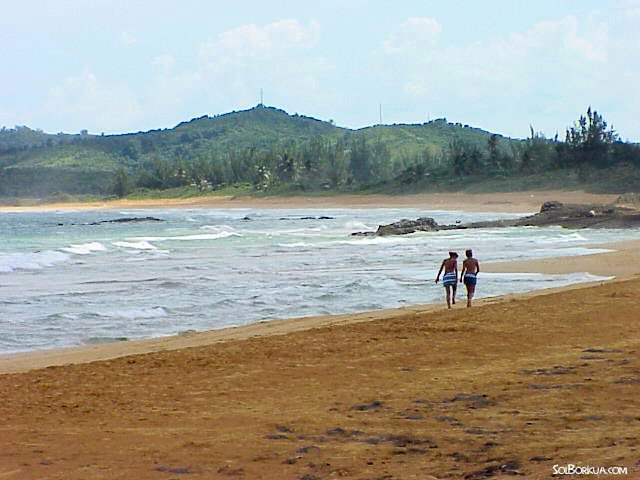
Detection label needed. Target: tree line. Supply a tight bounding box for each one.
[113,108,639,197]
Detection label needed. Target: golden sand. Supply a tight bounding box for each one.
[0,190,619,213]
[0,192,638,479]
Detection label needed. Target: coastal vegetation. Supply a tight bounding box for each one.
[0,106,638,202]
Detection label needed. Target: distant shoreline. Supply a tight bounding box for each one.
[0,190,619,214]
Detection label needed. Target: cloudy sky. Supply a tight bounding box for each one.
[2,0,639,140]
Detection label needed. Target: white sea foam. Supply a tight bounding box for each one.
[131,231,240,242]
[534,232,589,244]
[339,236,404,246]
[112,240,157,250]
[62,241,107,255]
[0,250,71,273]
[277,241,315,248]
[344,220,375,232]
[98,306,168,319]
[198,224,238,232]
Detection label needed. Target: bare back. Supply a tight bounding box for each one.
[442,258,457,273]
[462,258,479,274]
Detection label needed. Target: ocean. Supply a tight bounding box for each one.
[2,206,639,354]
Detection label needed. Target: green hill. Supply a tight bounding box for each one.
[0,105,637,199]
[0,106,346,196]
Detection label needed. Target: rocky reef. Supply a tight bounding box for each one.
[351,198,640,236]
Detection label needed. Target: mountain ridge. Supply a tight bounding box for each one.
[0,105,517,197]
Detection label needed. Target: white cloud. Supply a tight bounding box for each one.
[43,70,143,133]
[374,14,617,131]
[381,17,442,54]
[24,19,332,134]
[186,19,330,108]
[120,31,138,46]
[198,19,320,65]
[151,54,176,70]
[524,15,608,61]
[621,0,640,16]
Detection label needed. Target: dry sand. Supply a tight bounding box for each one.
[0,190,620,213]
[1,192,639,479]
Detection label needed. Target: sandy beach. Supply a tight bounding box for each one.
[1,192,639,479]
[0,190,620,214]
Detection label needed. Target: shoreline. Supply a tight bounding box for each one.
[2,236,639,375]
[2,264,639,478]
[0,190,620,213]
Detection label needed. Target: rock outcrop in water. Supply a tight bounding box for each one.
[483,200,640,229]
[351,217,441,237]
[89,217,165,225]
[351,200,640,236]
[58,217,165,226]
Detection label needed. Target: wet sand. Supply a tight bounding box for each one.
[1,195,639,479]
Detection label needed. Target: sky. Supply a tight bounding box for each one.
[1,0,639,140]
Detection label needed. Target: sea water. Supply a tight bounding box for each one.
[1,207,639,354]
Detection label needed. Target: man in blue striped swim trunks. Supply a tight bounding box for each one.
[435,251,458,309]
[460,249,480,308]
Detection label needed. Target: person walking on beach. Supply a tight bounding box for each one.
[460,249,480,308]
[435,252,458,309]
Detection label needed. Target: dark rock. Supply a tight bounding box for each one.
[169,467,192,474]
[449,452,470,462]
[350,199,640,236]
[443,393,493,408]
[155,466,193,474]
[530,456,553,462]
[511,201,640,229]
[613,377,640,384]
[376,217,440,235]
[297,445,320,454]
[384,434,437,448]
[583,415,604,421]
[352,217,441,236]
[521,366,576,375]
[353,400,383,411]
[464,460,522,479]
[436,415,462,425]
[528,384,564,390]
[362,437,381,445]
[583,348,621,353]
[465,427,488,435]
[540,200,565,213]
[88,216,164,225]
[216,465,244,475]
[407,448,429,454]
[264,434,288,440]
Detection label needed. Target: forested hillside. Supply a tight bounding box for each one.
[0,105,638,199]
